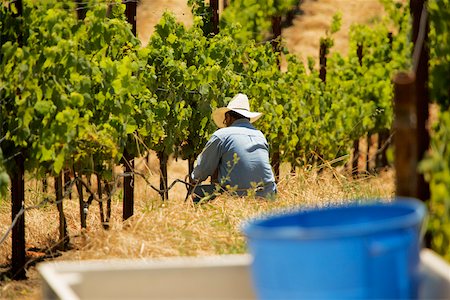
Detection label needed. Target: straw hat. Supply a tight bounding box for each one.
[212,93,263,128]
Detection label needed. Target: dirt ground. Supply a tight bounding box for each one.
[137,0,384,56]
[137,0,193,46]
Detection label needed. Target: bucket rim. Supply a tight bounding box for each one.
[241,197,426,240]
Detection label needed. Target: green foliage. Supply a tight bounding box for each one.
[420,111,450,261]
[419,0,450,262]
[0,149,9,195]
[429,0,450,108]
[319,13,342,51]
[1,0,411,185]
[331,6,410,135]
[187,0,214,35]
[0,0,160,181]
[219,0,298,42]
[0,0,414,202]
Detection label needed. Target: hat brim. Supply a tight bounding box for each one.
[212,107,263,128]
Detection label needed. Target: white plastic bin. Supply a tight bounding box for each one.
[38,249,450,300]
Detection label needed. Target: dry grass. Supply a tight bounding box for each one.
[283,0,384,61]
[0,158,394,299]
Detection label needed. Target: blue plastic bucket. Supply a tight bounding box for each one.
[242,198,426,299]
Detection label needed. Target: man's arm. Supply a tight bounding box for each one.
[191,135,222,182]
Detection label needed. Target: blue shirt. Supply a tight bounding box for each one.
[192,119,277,197]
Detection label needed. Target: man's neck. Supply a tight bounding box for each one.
[230,118,250,126]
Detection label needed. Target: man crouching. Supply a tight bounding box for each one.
[191,93,277,202]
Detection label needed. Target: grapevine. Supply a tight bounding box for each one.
[0,0,448,270]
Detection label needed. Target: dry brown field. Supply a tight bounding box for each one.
[0,166,395,299]
[0,1,393,299]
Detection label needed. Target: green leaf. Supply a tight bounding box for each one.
[34,100,54,115]
[53,151,65,174]
[125,122,138,134]
[275,104,283,115]
[70,92,84,107]
[167,33,177,44]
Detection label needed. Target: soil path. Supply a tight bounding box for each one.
[137,0,384,56]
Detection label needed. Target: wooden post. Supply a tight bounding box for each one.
[366,134,374,172]
[157,151,169,201]
[271,14,282,68]
[352,140,359,177]
[357,44,373,173]
[376,130,390,169]
[376,33,394,170]
[271,11,282,175]
[357,44,363,66]
[210,0,219,35]
[10,0,26,280]
[352,43,363,176]
[410,0,430,202]
[75,0,87,20]
[11,154,26,280]
[271,149,281,182]
[97,173,106,228]
[319,41,327,83]
[123,152,134,220]
[387,32,393,59]
[42,178,48,194]
[122,1,137,219]
[223,0,229,9]
[11,0,23,16]
[55,173,69,250]
[271,13,282,174]
[284,1,301,27]
[103,179,112,229]
[271,0,282,68]
[125,0,137,36]
[63,169,72,200]
[393,72,417,197]
[271,15,282,46]
[74,174,87,229]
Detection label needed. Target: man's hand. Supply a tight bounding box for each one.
[186,174,200,185]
